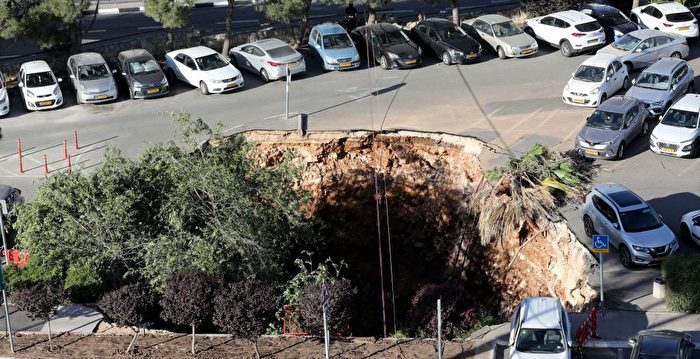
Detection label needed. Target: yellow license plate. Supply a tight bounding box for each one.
[661,147,675,153]
[588,39,598,44]
[147,88,160,94]
[573,98,585,104]
[405,59,417,64]
[287,62,298,68]
[467,53,477,59]
[339,62,351,68]
[94,94,108,100]
[680,26,690,30]
[225,82,239,88]
[522,49,534,54]
[585,149,598,156]
[39,100,53,106]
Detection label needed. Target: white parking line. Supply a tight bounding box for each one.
[137,26,162,30]
[87,29,107,33]
[677,158,700,177]
[503,105,546,135]
[536,108,562,129]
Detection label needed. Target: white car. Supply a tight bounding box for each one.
[681,210,700,247]
[17,60,63,111]
[524,10,606,57]
[230,38,305,82]
[0,75,9,116]
[164,46,244,95]
[509,297,573,359]
[649,93,700,157]
[563,53,628,107]
[631,2,699,38]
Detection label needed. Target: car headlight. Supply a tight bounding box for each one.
[603,134,621,145]
[0,97,5,104]
[352,54,360,61]
[478,44,482,52]
[564,83,570,92]
[211,79,223,83]
[531,43,537,48]
[133,81,143,88]
[110,82,115,91]
[27,90,35,98]
[632,245,650,253]
[614,29,624,37]
[53,87,60,96]
[651,133,658,141]
[386,52,399,60]
[327,57,337,64]
[160,77,168,85]
[591,87,600,94]
[671,238,679,247]
[448,48,462,56]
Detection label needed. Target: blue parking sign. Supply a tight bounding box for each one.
[592,235,609,253]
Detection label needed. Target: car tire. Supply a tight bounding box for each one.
[616,141,625,160]
[584,216,595,238]
[380,55,390,70]
[442,52,452,65]
[497,46,506,59]
[600,93,608,104]
[619,245,633,268]
[671,52,682,59]
[75,90,81,105]
[166,69,176,84]
[560,40,573,57]
[129,88,134,100]
[260,69,270,83]
[681,224,693,244]
[623,76,630,90]
[199,81,209,95]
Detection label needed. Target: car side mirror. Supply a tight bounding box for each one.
[57,77,63,83]
[607,76,612,82]
[567,340,574,347]
[17,82,23,88]
[613,222,620,230]
[672,85,677,91]
[659,214,664,220]
[69,74,75,79]
[623,122,629,129]
[121,72,127,76]
[629,338,637,346]
[634,48,642,53]
[111,69,117,74]
[632,78,636,84]
[693,219,700,226]
[572,72,576,77]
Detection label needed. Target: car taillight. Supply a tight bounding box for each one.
[682,41,689,46]
[572,32,586,37]
[663,23,673,27]
[267,61,283,67]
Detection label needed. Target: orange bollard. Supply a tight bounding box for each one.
[67,154,71,174]
[63,139,68,159]
[43,155,48,177]
[73,130,79,150]
[17,139,23,174]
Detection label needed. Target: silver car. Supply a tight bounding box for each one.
[597,29,689,71]
[582,183,679,268]
[230,38,306,82]
[67,52,118,104]
[625,58,694,117]
[576,96,650,159]
[462,14,538,59]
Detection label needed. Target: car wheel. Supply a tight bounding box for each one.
[681,224,693,243]
[442,52,452,65]
[75,90,81,104]
[129,88,134,100]
[600,93,608,104]
[616,141,625,160]
[199,81,209,95]
[619,245,633,268]
[166,69,176,84]
[260,69,270,83]
[584,216,595,238]
[497,46,506,59]
[380,55,390,70]
[642,120,649,136]
[623,76,630,90]
[671,52,682,59]
[560,40,572,57]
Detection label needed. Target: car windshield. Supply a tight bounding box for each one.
[267,45,297,58]
[128,58,160,75]
[26,71,56,87]
[575,21,602,32]
[634,72,670,90]
[661,108,699,129]
[195,53,229,71]
[612,34,642,51]
[492,21,523,37]
[323,33,353,49]
[619,207,663,233]
[574,65,605,82]
[78,64,110,81]
[436,25,468,40]
[516,328,566,353]
[666,12,694,22]
[600,10,630,26]
[375,30,409,45]
[587,110,623,130]
[637,336,682,359]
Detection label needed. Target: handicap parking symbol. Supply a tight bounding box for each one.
[592,234,609,253]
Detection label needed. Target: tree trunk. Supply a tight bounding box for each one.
[367,6,376,25]
[632,0,640,9]
[451,0,459,24]
[191,324,196,355]
[296,0,312,47]
[221,0,235,55]
[127,327,139,353]
[47,318,53,351]
[251,338,260,359]
[167,30,174,51]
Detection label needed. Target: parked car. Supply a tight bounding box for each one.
[350,23,421,69]
[461,14,538,59]
[582,183,679,268]
[308,23,360,71]
[411,18,482,65]
[575,96,649,159]
[0,75,8,116]
[117,49,169,99]
[625,58,694,117]
[17,60,63,111]
[164,46,244,95]
[631,2,699,38]
[0,185,23,215]
[579,3,639,43]
[563,53,629,107]
[629,330,695,359]
[681,210,700,247]
[523,10,605,57]
[597,29,689,71]
[649,93,700,158]
[230,38,306,81]
[67,52,118,104]
[509,297,573,359]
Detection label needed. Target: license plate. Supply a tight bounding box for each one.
[585,149,598,156]
[39,100,53,106]
[522,49,534,55]
[573,98,585,104]
[680,26,690,30]
[467,53,477,59]
[405,59,417,64]
[588,39,598,44]
[287,62,298,68]
[146,88,160,94]
[661,147,675,153]
[225,82,239,88]
[339,62,351,68]
[94,94,108,100]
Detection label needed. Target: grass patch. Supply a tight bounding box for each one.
[662,254,700,313]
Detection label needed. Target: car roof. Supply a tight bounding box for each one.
[651,2,690,15]
[581,3,620,14]
[520,297,562,329]
[119,49,154,61]
[637,331,687,355]
[313,22,348,35]
[551,10,595,24]
[637,330,691,342]
[253,38,291,51]
[69,52,107,66]
[669,93,700,113]
[174,46,218,58]
[476,14,511,24]
[582,53,619,67]
[598,96,638,113]
[593,183,647,210]
[422,18,456,28]
[21,60,52,73]
[630,28,671,40]
[358,22,403,33]
[644,58,685,75]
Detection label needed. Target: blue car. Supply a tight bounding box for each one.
[580,3,639,43]
[309,23,360,71]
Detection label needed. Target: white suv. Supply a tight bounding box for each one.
[631,2,699,38]
[650,93,700,157]
[524,10,606,57]
[509,297,573,359]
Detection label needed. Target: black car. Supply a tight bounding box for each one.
[410,18,482,65]
[117,49,170,100]
[579,3,639,43]
[629,330,695,359]
[351,23,422,69]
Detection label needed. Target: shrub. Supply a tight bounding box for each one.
[4,262,61,294]
[662,254,700,312]
[409,281,479,339]
[13,280,64,351]
[520,0,583,17]
[64,261,105,303]
[98,283,159,353]
[298,278,357,336]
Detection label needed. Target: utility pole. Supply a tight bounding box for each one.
[285,64,291,119]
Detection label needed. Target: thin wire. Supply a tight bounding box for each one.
[383,171,397,334]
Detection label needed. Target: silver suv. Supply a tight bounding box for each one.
[625,58,694,117]
[509,297,573,359]
[582,183,678,267]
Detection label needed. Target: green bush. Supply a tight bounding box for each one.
[64,262,105,303]
[662,255,700,313]
[4,263,61,294]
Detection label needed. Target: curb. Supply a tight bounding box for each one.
[83,1,251,15]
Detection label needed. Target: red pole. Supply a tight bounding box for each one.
[63,140,68,159]
[43,155,48,177]
[73,130,79,150]
[67,154,71,174]
[17,139,23,174]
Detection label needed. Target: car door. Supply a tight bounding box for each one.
[426,28,441,53]
[652,36,674,58]
[612,60,627,90]
[369,30,382,62]
[18,68,25,100]
[309,29,322,61]
[639,5,661,29]
[670,64,690,102]
[473,20,496,50]
[622,105,641,142]
[553,18,570,44]
[604,63,622,95]
[244,45,265,72]
[180,55,199,86]
[591,195,622,246]
[631,37,656,67]
[67,58,78,90]
[535,16,558,43]
[234,45,253,71]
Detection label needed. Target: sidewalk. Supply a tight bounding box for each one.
[0,304,102,334]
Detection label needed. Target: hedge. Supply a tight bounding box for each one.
[661,254,700,313]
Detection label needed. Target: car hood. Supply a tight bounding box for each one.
[597,44,628,56]
[567,79,601,94]
[383,42,419,57]
[510,349,569,359]
[613,22,639,34]
[132,71,166,86]
[443,37,479,52]
[501,32,536,48]
[579,125,619,143]
[321,47,359,60]
[652,123,699,142]
[624,224,675,247]
[203,64,241,79]
[81,77,113,92]
[625,85,668,105]
[27,84,60,97]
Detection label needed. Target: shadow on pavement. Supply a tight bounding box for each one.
[648,192,700,239]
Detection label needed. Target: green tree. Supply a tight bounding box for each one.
[144,0,194,50]
[257,0,313,46]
